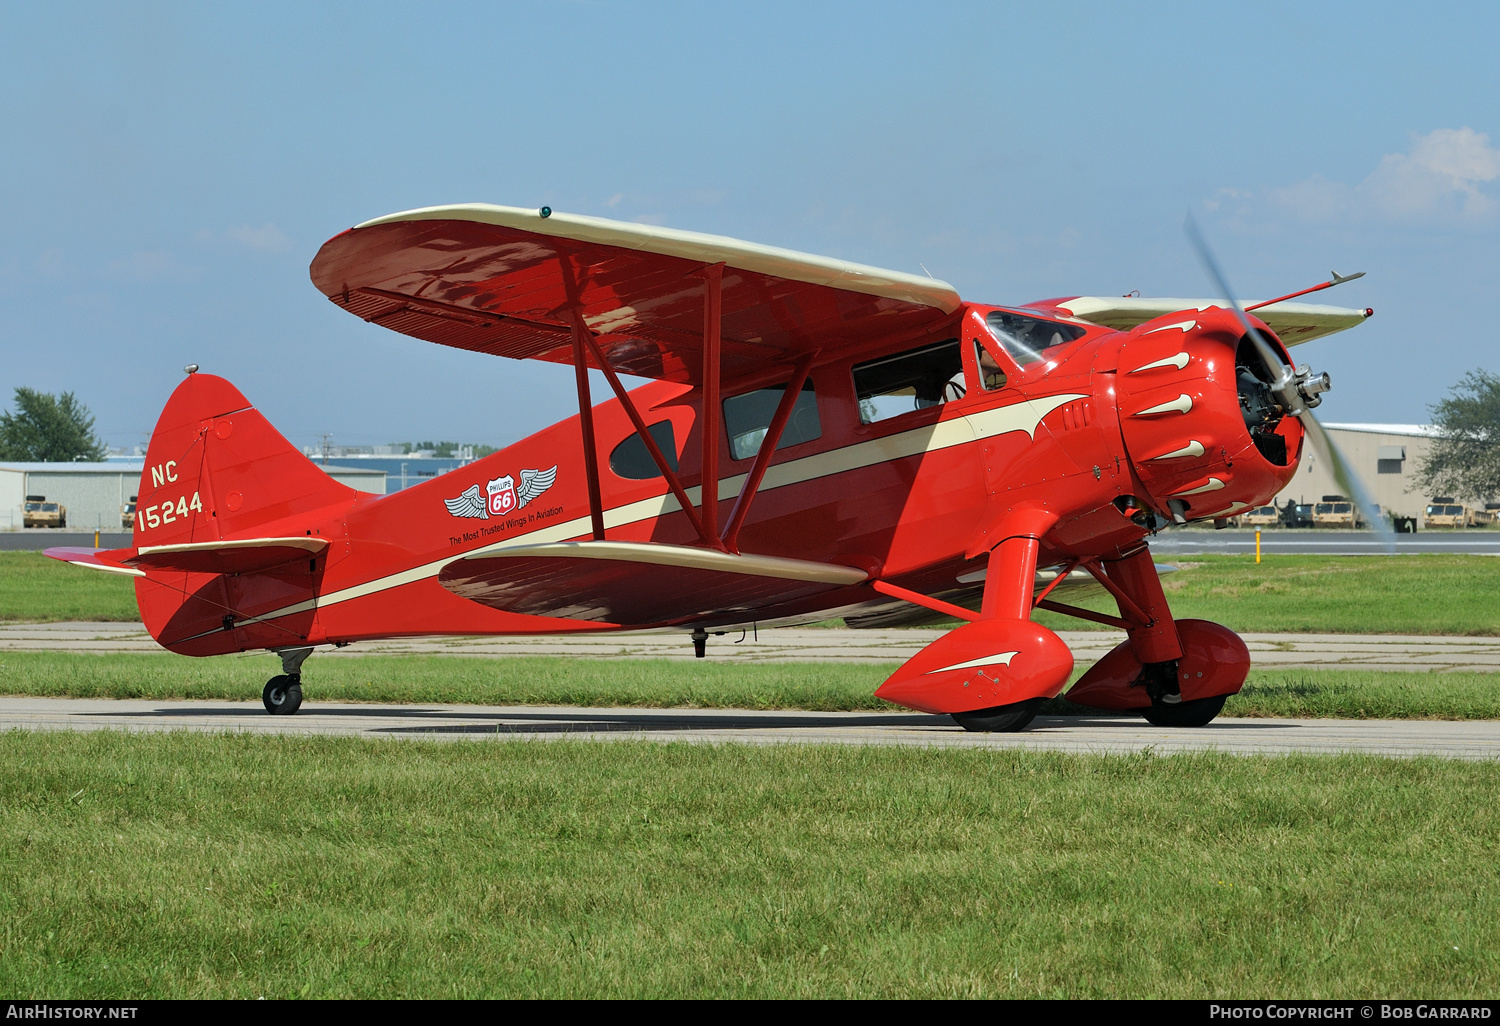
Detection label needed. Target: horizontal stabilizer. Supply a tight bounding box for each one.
[47,538,329,577]
[439,540,869,627]
[126,537,330,575]
[44,547,146,577]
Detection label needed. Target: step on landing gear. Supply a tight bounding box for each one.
[689,627,727,659]
[264,646,313,715]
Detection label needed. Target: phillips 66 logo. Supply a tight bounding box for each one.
[444,466,558,522]
[487,475,516,516]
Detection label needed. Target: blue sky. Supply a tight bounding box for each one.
[2,1,1496,451]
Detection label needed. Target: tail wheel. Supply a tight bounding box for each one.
[263,675,303,715]
[1141,694,1227,728]
[952,697,1044,733]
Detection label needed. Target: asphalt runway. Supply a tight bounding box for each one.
[3,696,1497,760]
[1150,528,1500,555]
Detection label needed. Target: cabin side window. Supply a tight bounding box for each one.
[722,380,820,461]
[609,421,678,480]
[851,339,963,425]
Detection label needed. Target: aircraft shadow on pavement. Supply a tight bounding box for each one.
[85,708,1301,734]
[371,712,1298,735]
[374,713,938,735]
[93,706,942,731]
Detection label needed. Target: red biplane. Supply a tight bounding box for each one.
[48,204,1379,731]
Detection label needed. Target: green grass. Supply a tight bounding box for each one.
[0,652,893,711]
[7,551,1500,635]
[3,652,1500,720]
[1031,554,1500,636]
[0,552,139,623]
[0,731,1496,998]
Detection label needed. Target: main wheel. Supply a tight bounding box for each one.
[1141,694,1226,728]
[263,675,303,715]
[952,697,1044,733]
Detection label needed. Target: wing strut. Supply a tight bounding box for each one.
[559,252,610,542]
[576,317,716,548]
[568,315,607,541]
[564,259,801,555]
[698,263,724,540]
[721,352,815,552]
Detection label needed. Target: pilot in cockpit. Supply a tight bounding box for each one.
[945,344,1007,400]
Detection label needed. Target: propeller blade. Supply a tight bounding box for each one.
[1184,215,1264,344]
[1183,215,1299,402]
[1183,214,1394,552]
[1298,411,1397,552]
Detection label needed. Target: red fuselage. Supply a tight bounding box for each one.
[130,301,1300,656]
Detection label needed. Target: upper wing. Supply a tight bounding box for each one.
[1037,296,1371,345]
[309,203,962,383]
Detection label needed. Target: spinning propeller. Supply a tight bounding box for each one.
[1183,215,1395,551]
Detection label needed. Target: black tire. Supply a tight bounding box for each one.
[1141,694,1227,728]
[263,675,303,715]
[952,697,1044,733]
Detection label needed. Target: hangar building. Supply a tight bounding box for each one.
[0,462,386,532]
[1278,424,1464,519]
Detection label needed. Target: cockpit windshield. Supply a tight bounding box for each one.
[984,310,1086,368]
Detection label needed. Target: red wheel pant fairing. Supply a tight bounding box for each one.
[1063,619,1250,711]
[874,618,1074,715]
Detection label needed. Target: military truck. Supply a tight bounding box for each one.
[1423,498,1485,528]
[1241,504,1280,527]
[1279,501,1314,528]
[22,495,66,528]
[122,495,137,528]
[1312,495,1355,528]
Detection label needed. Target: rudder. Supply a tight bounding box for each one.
[131,373,359,655]
[134,373,358,549]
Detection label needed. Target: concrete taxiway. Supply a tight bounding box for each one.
[5,621,1500,673]
[2,696,1497,760]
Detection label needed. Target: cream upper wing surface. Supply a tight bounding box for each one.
[311,203,963,384]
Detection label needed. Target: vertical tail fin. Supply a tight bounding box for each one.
[130,373,359,654]
[134,373,357,548]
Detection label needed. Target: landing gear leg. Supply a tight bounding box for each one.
[264,646,313,715]
[940,518,1068,732]
[691,627,708,659]
[1100,549,1232,727]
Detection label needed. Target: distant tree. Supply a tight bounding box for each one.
[0,387,109,462]
[1415,369,1500,501]
[392,440,493,458]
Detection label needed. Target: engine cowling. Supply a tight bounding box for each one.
[1112,308,1303,524]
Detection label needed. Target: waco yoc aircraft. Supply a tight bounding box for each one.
[48,204,1382,731]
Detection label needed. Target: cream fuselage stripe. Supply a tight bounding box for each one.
[238,393,1088,626]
